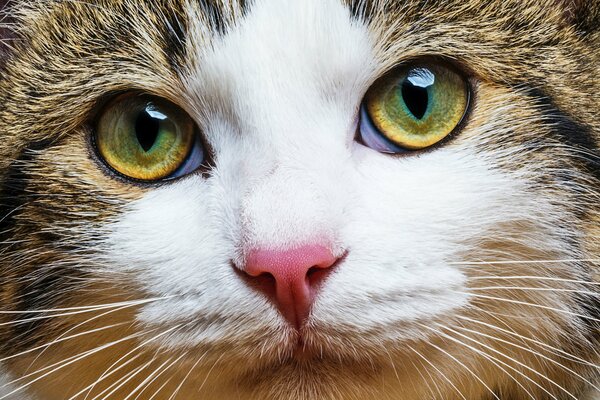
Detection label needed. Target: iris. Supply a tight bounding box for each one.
[95,94,204,181]
[359,64,469,152]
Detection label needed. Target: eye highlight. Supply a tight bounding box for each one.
[359,64,469,153]
[95,94,204,181]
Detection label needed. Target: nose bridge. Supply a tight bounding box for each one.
[241,166,332,251]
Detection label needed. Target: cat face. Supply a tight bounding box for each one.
[0,0,598,399]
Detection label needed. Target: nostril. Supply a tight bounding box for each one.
[306,265,332,289]
[306,266,320,278]
[239,244,342,328]
[236,269,277,302]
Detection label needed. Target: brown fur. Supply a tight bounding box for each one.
[0,0,598,399]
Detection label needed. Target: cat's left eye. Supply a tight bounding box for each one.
[358,63,469,153]
[95,94,205,181]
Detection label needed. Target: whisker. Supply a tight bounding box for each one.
[0,330,150,399]
[421,339,501,400]
[451,259,600,265]
[124,354,185,400]
[78,324,184,400]
[408,350,446,399]
[147,374,176,400]
[91,358,157,400]
[166,354,205,400]
[377,343,400,383]
[194,353,225,399]
[420,324,555,400]
[432,323,578,400]
[456,292,600,323]
[468,286,598,296]
[133,355,185,400]
[68,354,145,400]
[456,315,599,368]
[0,296,177,314]
[89,327,185,400]
[407,344,468,400]
[452,324,600,390]
[25,304,140,373]
[467,303,550,321]
[0,322,126,364]
[470,276,600,286]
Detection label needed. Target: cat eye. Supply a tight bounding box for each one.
[358,64,469,153]
[95,94,204,181]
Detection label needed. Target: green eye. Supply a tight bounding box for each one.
[95,94,202,181]
[360,64,469,152]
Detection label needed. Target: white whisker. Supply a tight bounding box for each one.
[78,324,184,400]
[124,354,185,400]
[470,276,600,285]
[422,339,501,400]
[420,324,554,400]
[433,323,579,400]
[457,292,600,323]
[452,324,600,390]
[457,315,599,368]
[407,344,468,400]
[451,259,600,265]
[0,330,149,399]
[166,354,206,400]
[468,286,598,296]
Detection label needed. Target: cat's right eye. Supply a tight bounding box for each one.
[358,63,469,153]
[95,94,204,181]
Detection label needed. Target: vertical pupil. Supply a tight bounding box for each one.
[135,109,160,152]
[401,80,428,120]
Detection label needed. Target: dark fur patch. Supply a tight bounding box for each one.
[0,143,42,349]
[560,0,600,35]
[0,0,15,70]
[347,0,375,21]
[0,140,54,243]
[522,87,600,182]
[161,7,189,73]
[196,0,228,34]
[575,287,600,345]
[10,267,66,350]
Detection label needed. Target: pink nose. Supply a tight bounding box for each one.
[244,245,338,328]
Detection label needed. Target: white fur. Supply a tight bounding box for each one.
[0,373,35,400]
[93,0,584,397]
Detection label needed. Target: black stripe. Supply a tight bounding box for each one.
[0,141,53,242]
[161,0,252,72]
[0,140,67,350]
[162,8,189,73]
[347,0,373,21]
[196,0,228,35]
[522,87,599,182]
[575,286,600,345]
[518,88,599,342]
[0,0,15,72]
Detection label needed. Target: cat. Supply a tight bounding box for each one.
[0,0,598,399]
